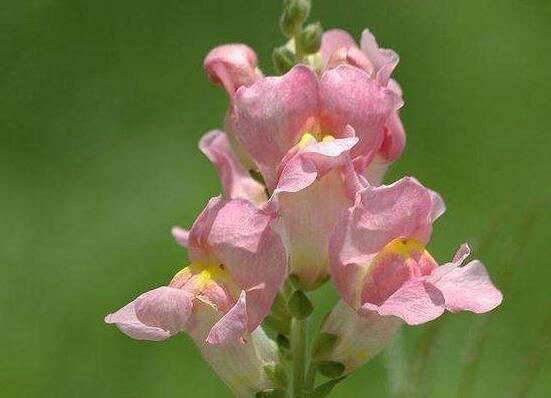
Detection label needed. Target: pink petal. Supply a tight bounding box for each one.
[134,287,194,335]
[203,44,261,96]
[206,199,287,332]
[320,65,402,168]
[433,259,503,314]
[361,154,390,186]
[266,138,361,288]
[333,177,436,265]
[378,111,406,163]
[199,130,267,206]
[429,189,446,222]
[360,29,399,86]
[105,300,171,341]
[233,65,320,190]
[362,279,445,325]
[207,291,248,345]
[453,243,471,264]
[186,197,226,262]
[171,226,189,248]
[330,177,437,306]
[320,29,357,64]
[271,136,359,198]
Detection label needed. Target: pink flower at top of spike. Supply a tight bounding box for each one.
[329,177,503,325]
[105,196,287,344]
[231,64,401,190]
[320,29,406,183]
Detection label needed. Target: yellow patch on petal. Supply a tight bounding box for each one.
[296,132,335,149]
[171,262,236,292]
[297,132,317,149]
[187,262,232,289]
[383,238,426,258]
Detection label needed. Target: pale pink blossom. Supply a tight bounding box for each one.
[105,197,287,344]
[330,177,502,325]
[232,64,401,191]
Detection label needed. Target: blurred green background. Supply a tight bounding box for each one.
[1,0,550,397]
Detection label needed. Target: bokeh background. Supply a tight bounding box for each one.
[1,0,550,397]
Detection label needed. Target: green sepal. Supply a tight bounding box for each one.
[288,290,313,320]
[263,362,288,388]
[277,333,291,350]
[316,361,346,379]
[305,376,347,398]
[256,388,286,398]
[311,332,338,359]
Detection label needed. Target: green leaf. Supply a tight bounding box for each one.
[288,290,313,320]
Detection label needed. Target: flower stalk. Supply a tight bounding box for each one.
[291,317,307,397]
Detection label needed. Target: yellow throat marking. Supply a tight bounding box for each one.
[383,239,425,257]
[297,132,335,149]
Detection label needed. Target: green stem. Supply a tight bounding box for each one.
[304,361,317,392]
[291,317,307,398]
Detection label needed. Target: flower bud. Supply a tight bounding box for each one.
[280,0,311,37]
[299,22,323,54]
[273,46,296,74]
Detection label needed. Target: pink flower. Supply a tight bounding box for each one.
[330,177,503,325]
[320,29,406,183]
[317,177,502,372]
[232,64,401,190]
[105,197,287,344]
[265,131,363,289]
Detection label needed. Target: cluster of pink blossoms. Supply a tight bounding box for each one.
[105,22,502,398]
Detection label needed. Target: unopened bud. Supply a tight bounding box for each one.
[299,22,323,54]
[273,46,296,74]
[280,0,311,37]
